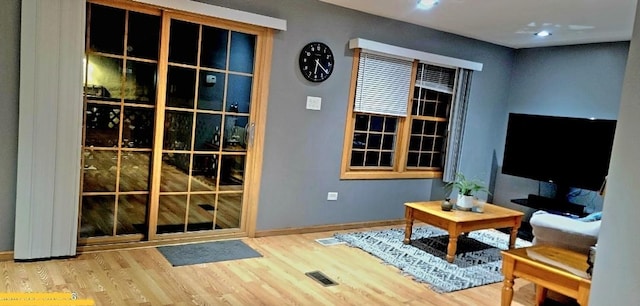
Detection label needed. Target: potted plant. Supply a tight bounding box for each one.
[445,173,490,211]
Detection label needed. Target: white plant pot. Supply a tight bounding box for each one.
[456,194,474,210]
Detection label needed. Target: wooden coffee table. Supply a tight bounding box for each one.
[501,245,591,306]
[403,201,524,263]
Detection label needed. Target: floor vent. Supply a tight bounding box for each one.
[305,271,338,287]
[315,237,346,246]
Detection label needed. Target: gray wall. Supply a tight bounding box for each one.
[591,2,640,302]
[0,0,19,251]
[197,0,516,230]
[493,42,629,217]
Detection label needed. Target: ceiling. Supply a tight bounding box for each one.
[319,0,638,49]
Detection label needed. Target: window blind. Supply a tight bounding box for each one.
[416,64,456,94]
[354,52,413,117]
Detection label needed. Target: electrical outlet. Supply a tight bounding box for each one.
[327,192,338,201]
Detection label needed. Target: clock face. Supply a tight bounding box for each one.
[299,42,334,82]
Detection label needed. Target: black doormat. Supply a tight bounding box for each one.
[158,240,262,266]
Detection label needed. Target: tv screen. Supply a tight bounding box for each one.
[502,113,617,192]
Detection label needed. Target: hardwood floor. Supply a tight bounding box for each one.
[0,226,542,305]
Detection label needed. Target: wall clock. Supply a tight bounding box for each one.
[299,42,334,82]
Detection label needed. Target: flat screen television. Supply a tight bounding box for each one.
[502,113,617,198]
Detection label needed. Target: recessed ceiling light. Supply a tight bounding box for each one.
[417,0,439,9]
[535,31,551,37]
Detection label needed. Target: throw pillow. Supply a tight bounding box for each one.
[578,211,602,222]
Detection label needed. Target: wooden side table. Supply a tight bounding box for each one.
[501,245,591,306]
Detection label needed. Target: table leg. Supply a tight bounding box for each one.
[446,234,458,263]
[403,207,414,244]
[509,227,519,249]
[535,285,547,306]
[501,257,515,306]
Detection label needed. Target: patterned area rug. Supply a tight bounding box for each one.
[334,225,532,293]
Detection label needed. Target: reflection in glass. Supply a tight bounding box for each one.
[188,194,216,231]
[191,154,218,192]
[157,195,187,234]
[84,103,120,147]
[220,155,245,186]
[80,195,115,238]
[88,4,125,55]
[197,71,225,111]
[117,194,148,235]
[217,193,242,228]
[119,152,150,192]
[226,74,252,113]
[160,153,190,192]
[85,55,123,101]
[122,107,154,148]
[168,19,199,65]
[163,111,193,150]
[124,61,157,105]
[166,66,196,108]
[223,115,248,150]
[229,31,256,74]
[82,150,117,192]
[127,11,160,60]
[195,113,222,151]
[200,26,228,69]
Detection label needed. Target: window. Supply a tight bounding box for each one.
[341,47,473,180]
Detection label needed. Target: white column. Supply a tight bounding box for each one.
[15,0,85,260]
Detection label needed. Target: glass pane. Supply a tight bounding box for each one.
[194,113,223,151]
[191,154,218,192]
[419,153,433,167]
[227,74,252,114]
[409,136,421,151]
[407,152,419,167]
[198,71,226,111]
[365,151,379,166]
[384,117,397,132]
[82,150,117,192]
[435,137,444,151]
[355,115,369,131]
[229,31,256,74]
[424,102,436,117]
[88,4,125,55]
[382,135,395,150]
[350,151,364,166]
[370,116,384,132]
[163,111,193,150]
[168,19,199,65]
[85,103,120,147]
[220,155,245,188]
[124,61,157,105]
[157,195,187,234]
[200,26,228,69]
[436,100,449,118]
[380,152,393,167]
[367,134,382,149]
[223,116,249,150]
[119,151,150,192]
[127,12,160,60]
[353,133,366,149]
[80,195,115,238]
[160,153,190,192]
[422,136,435,151]
[436,122,448,136]
[188,194,216,232]
[425,121,437,135]
[122,107,154,148]
[217,193,242,229]
[117,194,148,235]
[411,120,424,134]
[86,55,123,101]
[166,66,196,108]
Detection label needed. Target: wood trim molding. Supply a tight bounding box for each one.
[254,219,405,237]
[0,251,14,262]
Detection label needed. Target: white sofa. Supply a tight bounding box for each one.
[529,210,600,254]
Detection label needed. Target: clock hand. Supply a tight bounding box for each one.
[314,60,319,75]
[315,59,329,74]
